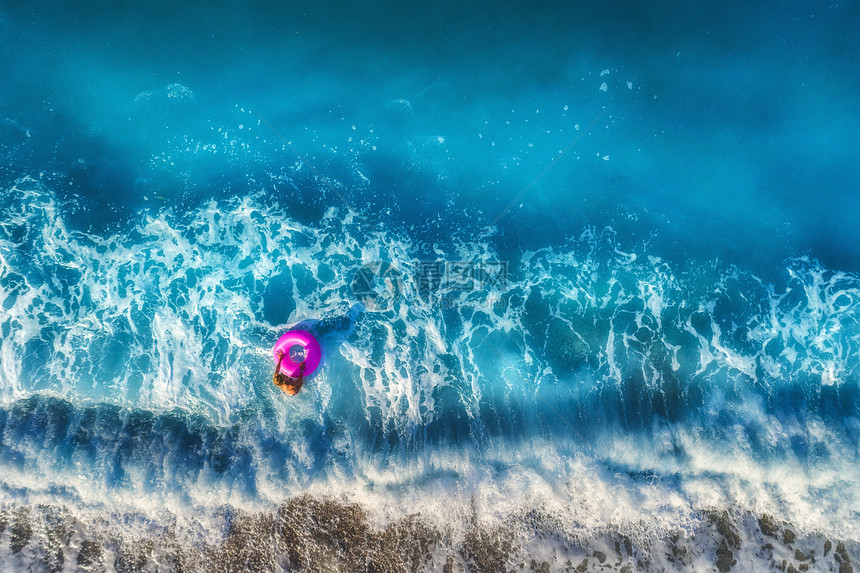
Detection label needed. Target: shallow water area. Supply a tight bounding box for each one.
[1,0,859,571]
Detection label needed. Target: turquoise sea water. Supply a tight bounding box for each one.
[1,1,859,570]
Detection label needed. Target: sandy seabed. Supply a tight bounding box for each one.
[0,496,857,572]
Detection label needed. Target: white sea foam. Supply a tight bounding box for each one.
[1,177,859,547]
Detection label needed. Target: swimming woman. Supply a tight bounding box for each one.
[273,349,305,395]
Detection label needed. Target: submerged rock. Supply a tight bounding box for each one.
[835,541,854,573]
[461,523,515,573]
[710,510,741,548]
[10,507,32,555]
[114,539,154,573]
[716,539,735,572]
[759,514,780,538]
[76,539,103,569]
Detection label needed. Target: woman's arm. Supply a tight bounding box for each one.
[274,350,286,376]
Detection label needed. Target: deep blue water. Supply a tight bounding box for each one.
[1,0,859,566]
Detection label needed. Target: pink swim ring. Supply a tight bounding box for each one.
[272,330,322,377]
